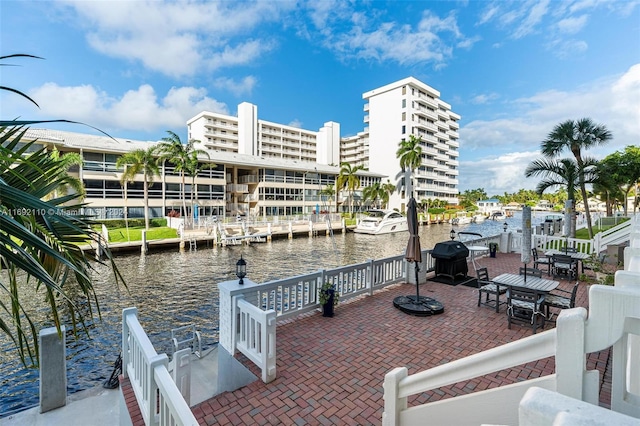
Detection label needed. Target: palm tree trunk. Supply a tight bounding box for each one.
[143,175,150,230]
[181,172,187,224]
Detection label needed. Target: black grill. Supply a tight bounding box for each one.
[432,241,469,282]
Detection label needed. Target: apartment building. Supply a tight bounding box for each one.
[361,77,460,210]
[16,128,382,220]
[187,102,341,166]
[187,76,460,212]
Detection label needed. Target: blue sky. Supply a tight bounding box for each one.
[2,0,639,196]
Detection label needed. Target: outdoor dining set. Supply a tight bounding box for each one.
[475,247,584,334]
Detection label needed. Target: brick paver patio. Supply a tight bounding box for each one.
[124,252,612,425]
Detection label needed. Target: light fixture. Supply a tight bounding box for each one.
[236,255,247,285]
[450,229,456,240]
[503,222,508,232]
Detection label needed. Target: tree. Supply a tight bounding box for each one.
[1,55,123,366]
[116,147,160,230]
[45,148,84,200]
[525,157,598,237]
[598,146,640,215]
[319,184,337,213]
[362,182,384,209]
[541,118,612,238]
[336,162,364,215]
[1,126,124,366]
[184,150,213,221]
[396,134,423,200]
[381,180,396,209]
[155,131,207,221]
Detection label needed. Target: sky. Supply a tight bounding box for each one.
[2,0,639,197]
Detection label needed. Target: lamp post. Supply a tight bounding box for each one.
[236,255,246,285]
[503,222,508,232]
[450,229,456,240]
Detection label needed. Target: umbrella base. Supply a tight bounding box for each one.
[393,295,444,316]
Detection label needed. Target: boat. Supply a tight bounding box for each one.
[471,214,486,223]
[354,210,408,235]
[450,212,472,225]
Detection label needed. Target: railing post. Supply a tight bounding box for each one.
[148,353,168,426]
[367,259,374,295]
[263,311,277,383]
[122,307,138,379]
[382,367,408,426]
[555,307,589,401]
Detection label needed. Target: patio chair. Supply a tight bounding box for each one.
[476,267,507,313]
[532,248,551,275]
[518,267,543,278]
[551,254,578,280]
[506,286,546,334]
[544,282,579,321]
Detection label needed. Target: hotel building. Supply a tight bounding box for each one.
[12,77,459,220]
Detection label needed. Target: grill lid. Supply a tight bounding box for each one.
[431,241,470,259]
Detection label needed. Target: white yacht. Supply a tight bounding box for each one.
[354,210,408,235]
[450,212,472,225]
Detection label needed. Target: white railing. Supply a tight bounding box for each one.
[234,297,276,383]
[122,308,198,426]
[243,253,416,321]
[382,214,640,425]
[593,218,633,253]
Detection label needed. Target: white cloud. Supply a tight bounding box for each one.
[470,93,500,105]
[556,14,588,34]
[213,76,258,97]
[59,0,292,77]
[301,6,474,67]
[459,64,640,194]
[29,83,228,133]
[460,151,541,196]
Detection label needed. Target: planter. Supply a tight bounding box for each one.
[321,289,335,317]
[489,243,498,258]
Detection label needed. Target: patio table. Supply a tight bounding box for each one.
[466,245,489,271]
[545,249,591,275]
[492,273,560,292]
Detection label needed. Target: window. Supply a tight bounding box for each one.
[401,126,406,134]
[402,112,406,121]
[402,99,406,108]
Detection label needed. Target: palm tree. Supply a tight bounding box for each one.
[155,131,207,221]
[381,180,396,209]
[1,126,124,366]
[184,150,213,221]
[525,157,598,237]
[396,134,423,200]
[336,162,365,215]
[362,182,384,209]
[541,118,612,238]
[116,147,160,230]
[45,148,84,200]
[319,184,336,213]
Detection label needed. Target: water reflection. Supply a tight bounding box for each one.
[1,216,527,416]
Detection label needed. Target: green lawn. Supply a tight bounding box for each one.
[575,217,629,240]
[106,226,178,243]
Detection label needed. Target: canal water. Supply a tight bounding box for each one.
[0,215,532,416]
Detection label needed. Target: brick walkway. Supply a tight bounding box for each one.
[194,253,612,425]
[123,252,612,425]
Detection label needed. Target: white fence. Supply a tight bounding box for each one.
[122,308,198,426]
[382,214,640,425]
[234,296,277,383]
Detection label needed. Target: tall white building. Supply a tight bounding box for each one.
[361,77,460,211]
[187,102,341,166]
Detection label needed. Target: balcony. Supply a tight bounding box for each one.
[226,183,249,193]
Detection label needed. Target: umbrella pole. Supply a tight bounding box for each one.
[415,262,420,300]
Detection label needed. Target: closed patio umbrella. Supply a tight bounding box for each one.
[405,196,422,298]
[392,197,444,316]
